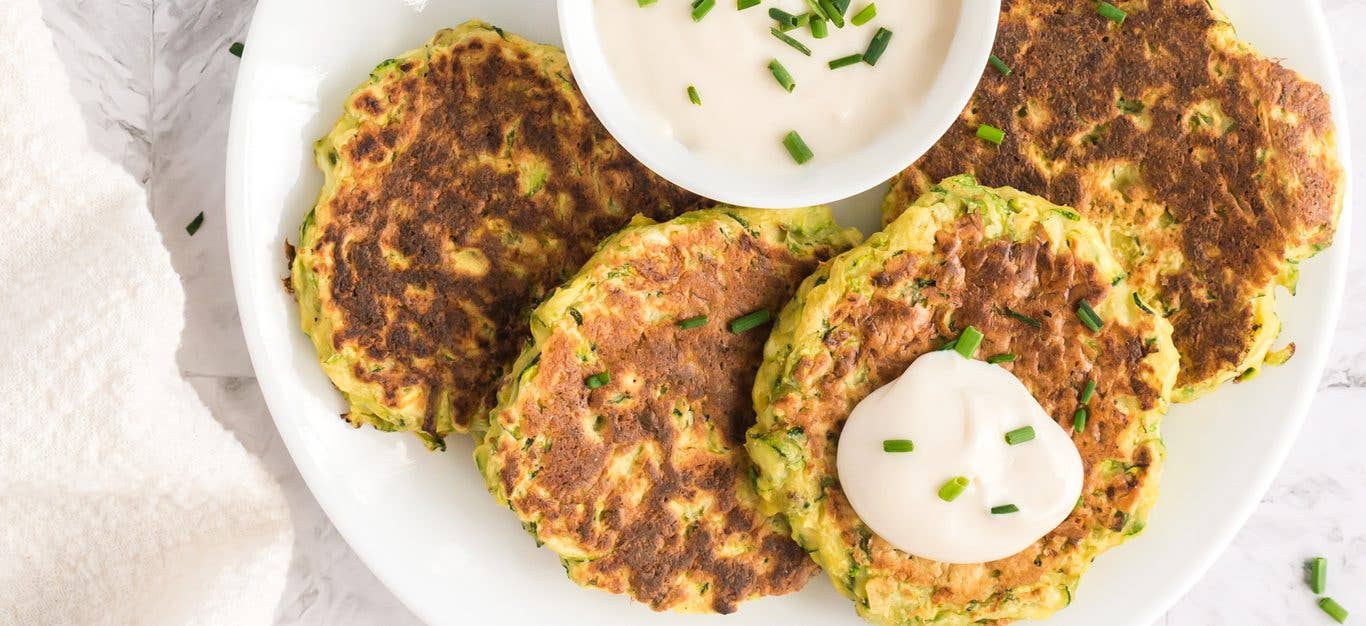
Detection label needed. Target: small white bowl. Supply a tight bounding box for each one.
[558,0,1001,209]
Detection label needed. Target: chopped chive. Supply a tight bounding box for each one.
[687,85,702,105]
[955,325,984,359]
[938,476,970,502]
[691,0,716,21]
[987,353,1017,364]
[729,309,772,333]
[1132,292,1155,315]
[769,7,800,28]
[770,28,813,56]
[678,315,708,329]
[186,212,205,235]
[638,0,657,5]
[768,60,796,93]
[228,42,244,57]
[803,0,830,19]
[977,124,1006,145]
[810,16,828,38]
[828,53,864,69]
[782,130,814,164]
[851,3,877,26]
[585,371,611,389]
[1076,300,1104,333]
[820,0,845,27]
[737,0,761,9]
[1097,1,1127,24]
[1004,426,1035,446]
[1319,598,1349,624]
[1079,378,1097,404]
[1003,307,1043,328]
[1309,557,1327,594]
[990,504,1020,515]
[939,337,959,351]
[988,54,1011,76]
[862,27,893,65]
[832,0,851,12]
[882,439,914,453]
[1073,407,1088,433]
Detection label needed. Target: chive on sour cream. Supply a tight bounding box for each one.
[592,0,959,169]
[836,350,1085,564]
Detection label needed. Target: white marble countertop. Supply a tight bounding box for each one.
[33,0,1365,623]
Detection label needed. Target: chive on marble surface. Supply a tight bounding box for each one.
[35,0,1364,623]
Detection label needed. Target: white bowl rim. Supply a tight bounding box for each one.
[557,0,1002,209]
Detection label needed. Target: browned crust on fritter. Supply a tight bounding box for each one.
[889,0,1341,390]
[780,216,1164,608]
[315,32,697,437]
[493,224,825,612]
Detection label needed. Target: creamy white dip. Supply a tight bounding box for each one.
[836,350,1085,564]
[593,0,958,170]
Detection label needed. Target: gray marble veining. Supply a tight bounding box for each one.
[33,0,1366,623]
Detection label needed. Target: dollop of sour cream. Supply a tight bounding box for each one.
[837,350,1084,564]
[592,0,958,170]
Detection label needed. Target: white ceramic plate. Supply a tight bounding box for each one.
[225,2,1352,624]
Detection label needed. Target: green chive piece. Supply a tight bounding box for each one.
[990,504,1019,515]
[939,337,959,351]
[730,309,772,333]
[737,0,761,9]
[938,476,970,502]
[851,3,877,26]
[228,42,244,58]
[828,53,864,69]
[977,124,1006,145]
[1003,307,1043,328]
[862,27,893,65]
[1097,1,1127,24]
[687,85,702,105]
[586,371,611,389]
[691,0,716,21]
[1004,426,1035,446]
[988,54,1011,76]
[820,0,845,27]
[832,0,852,12]
[803,0,830,19]
[1073,407,1089,433]
[1079,378,1097,404]
[810,17,829,38]
[678,315,708,329]
[1076,300,1104,333]
[638,0,657,5]
[1319,598,1349,624]
[770,28,813,56]
[186,212,205,235]
[987,353,1017,364]
[768,60,796,93]
[782,130,814,164]
[882,439,914,453]
[1309,557,1328,594]
[954,325,984,359]
[769,7,800,28]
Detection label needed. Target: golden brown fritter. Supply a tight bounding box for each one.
[885,0,1343,400]
[752,176,1179,624]
[477,208,860,613]
[291,22,699,447]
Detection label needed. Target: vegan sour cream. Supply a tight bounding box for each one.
[836,350,1085,564]
[593,0,958,169]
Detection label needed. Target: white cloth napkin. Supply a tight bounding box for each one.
[0,2,292,625]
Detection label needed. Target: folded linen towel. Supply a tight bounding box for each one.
[0,2,292,625]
